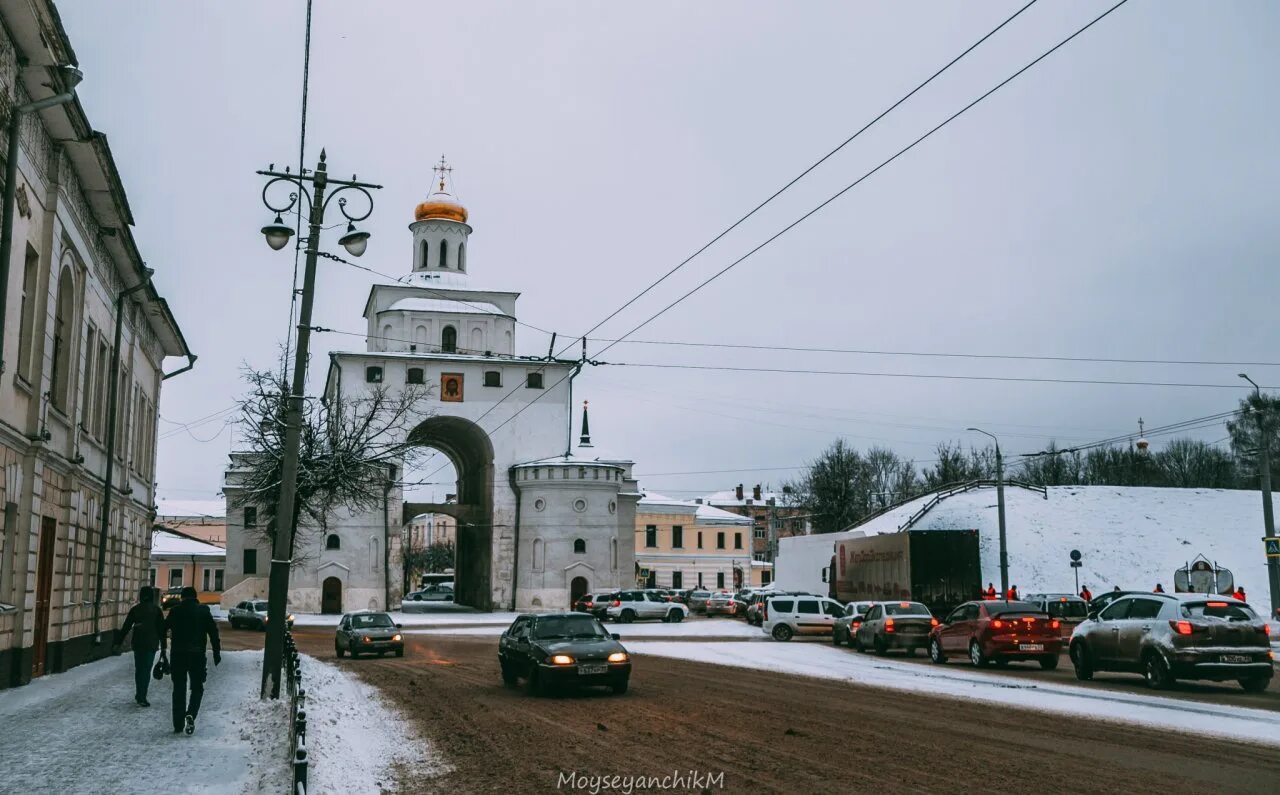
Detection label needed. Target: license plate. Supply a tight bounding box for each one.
[1221,654,1251,664]
[578,663,608,675]
[1018,644,1045,652]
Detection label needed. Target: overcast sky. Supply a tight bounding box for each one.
[58,1,1280,505]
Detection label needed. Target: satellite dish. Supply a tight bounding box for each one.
[1069,549,1082,562]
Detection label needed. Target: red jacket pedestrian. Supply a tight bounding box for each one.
[1232,587,1246,601]
[1080,587,1092,602]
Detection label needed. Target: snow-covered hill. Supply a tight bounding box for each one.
[844,485,1273,618]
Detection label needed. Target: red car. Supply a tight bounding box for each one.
[927,600,1062,670]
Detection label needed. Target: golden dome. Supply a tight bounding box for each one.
[414,190,468,223]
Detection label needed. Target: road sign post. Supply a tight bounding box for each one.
[1069,549,1083,594]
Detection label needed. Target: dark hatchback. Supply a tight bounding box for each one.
[499,613,632,696]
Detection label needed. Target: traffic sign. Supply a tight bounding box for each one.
[1070,549,1082,562]
[1070,561,1082,568]
[1265,537,1280,559]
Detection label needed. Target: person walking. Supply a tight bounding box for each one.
[1232,585,1246,601]
[165,586,221,735]
[1079,586,1092,602]
[114,586,166,707]
[1153,583,1165,593]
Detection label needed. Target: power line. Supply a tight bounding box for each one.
[587,0,1131,363]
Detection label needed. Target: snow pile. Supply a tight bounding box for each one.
[630,641,1280,746]
[0,650,290,794]
[300,654,449,791]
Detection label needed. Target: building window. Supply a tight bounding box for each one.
[202,568,212,592]
[80,323,97,432]
[50,267,75,412]
[573,538,586,554]
[716,532,725,550]
[441,326,457,353]
[716,571,725,589]
[697,532,703,549]
[94,338,109,435]
[458,242,466,271]
[439,238,449,268]
[734,532,743,550]
[532,538,544,571]
[244,506,257,528]
[148,568,156,587]
[407,367,425,385]
[762,570,772,586]
[16,244,38,381]
[326,534,341,550]
[483,370,501,387]
[420,239,429,269]
[646,570,657,588]
[672,525,683,548]
[243,549,258,575]
[526,372,544,389]
[611,538,618,570]
[754,528,766,539]
[365,366,383,383]
[168,568,183,588]
[697,571,704,588]
[645,525,657,548]
[214,569,224,590]
[672,571,683,589]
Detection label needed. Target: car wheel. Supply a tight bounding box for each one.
[771,624,793,642]
[335,643,344,658]
[667,609,683,623]
[854,633,865,653]
[1070,643,1093,681]
[873,635,889,656]
[349,647,360,660]
[1239,676,1270,693]
[395,648,404,658]
[527,668,546,697]
[1143,652,1174,690]
[1039,654,1060,671]
[928,638,946,664]
[229,618,239,630]
[611,678,629,695]
[831,628,842,646]
[621,609,636,624]
[969,640,989,668]
[501,662,518,687]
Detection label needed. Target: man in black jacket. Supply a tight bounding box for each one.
[164,586,221,735]
[115,585,166,706]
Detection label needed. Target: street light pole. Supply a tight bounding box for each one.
[257,151,379,698]
[968,427,1008,599]
[1239,374,1279,613]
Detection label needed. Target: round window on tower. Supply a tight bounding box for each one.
[608,501,616,515]
[573,498,587,513]
[534,498,546,512]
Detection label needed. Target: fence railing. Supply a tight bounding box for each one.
[284,630,308,795]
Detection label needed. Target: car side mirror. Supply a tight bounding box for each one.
[396,623,403,629]
[516,636,528,644]
[1088,610,1099,621]
[611,633,621,640]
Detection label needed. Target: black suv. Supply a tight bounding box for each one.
[498,613,632,696]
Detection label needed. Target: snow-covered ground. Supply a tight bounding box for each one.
[408,618,764,638]
[629,641,1280,746]
[0,650,291,794]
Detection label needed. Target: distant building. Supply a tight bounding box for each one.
[634,493,769,590]
[150,529,225,600]
[699,484,810,563]
[154,498,226,548]
[406,509,455,549]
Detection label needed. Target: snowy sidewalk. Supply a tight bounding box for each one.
[0,650,290,794]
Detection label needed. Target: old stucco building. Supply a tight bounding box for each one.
[223,166,637,613]
[0,2,192,688]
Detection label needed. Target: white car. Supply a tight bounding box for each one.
[605,589,689,623]
[762,594,846,641]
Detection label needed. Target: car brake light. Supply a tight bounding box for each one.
[1059,597,1067,602]
[885,618,895,633]
[898,602,910,608]
[930,618,938,627]
[1206,602,1229,608]
[1263,623,1270,635]
[992,620,1003,629]
[1170,620,1194,635]
[1051,620,1060,630]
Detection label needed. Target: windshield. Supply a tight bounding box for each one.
[533,615,608,639]
[252,602,268,612]
[1046,601,1088,619]
[351,613,394,628]
[1181,602,1257,621]
[883,602,931,617]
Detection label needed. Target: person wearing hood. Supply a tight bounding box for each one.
[115,585,166,707]
[164,586,221,735]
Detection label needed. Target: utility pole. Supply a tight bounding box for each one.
[968,428,1009,599]
[256,152,379,697]
[1239,374,1279,614]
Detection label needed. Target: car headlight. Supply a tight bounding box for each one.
[392,634,402,642]
[549,654,575,665]
[607,652,629,663]
[362,635,373,643]
[287,614,295,623]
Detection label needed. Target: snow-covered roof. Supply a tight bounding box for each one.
[639,492,753,525]
[155,498,225,519]
[703,489,793,508]
[516,453,626,469]
[383,296,511,317]
[151,529,226,559]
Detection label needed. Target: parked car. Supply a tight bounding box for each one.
[403,583,454,603]
[928,600,1062,669]
[498,612,631,696]
[1069,594,1272,692]
[852,601,938,656]
[668,589,692,605]
[161,587,184,610]
[1088,589,1141,614]
[832,601,876,647]
[228,600,295,631]
[704,591,738,617]
[574,592,617,619]
[606,590,688,623]
[763,594,846,641]
[1023,593,1089,646]
[684,589,713,614]
[335,611,404,659]
[749,590,812,627]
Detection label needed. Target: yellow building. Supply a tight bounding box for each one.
[634,493,770,591]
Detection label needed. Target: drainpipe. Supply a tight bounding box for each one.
[162,352,197,381]
[508,466,522,611]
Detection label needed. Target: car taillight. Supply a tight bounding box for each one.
[930,618,939,627]
[1051,620,1061,630]
[885,618,895,633]
[1207,602,1229,608]
[992,620,1003,629]
[1264,623,1271,636]
[1170,620,1194,635]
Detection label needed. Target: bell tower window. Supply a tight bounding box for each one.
[439,239,449,269]
[441,326,457,354]
[420,239,429,269]
[458,242,466,272]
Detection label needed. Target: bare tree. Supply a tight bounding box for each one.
[230,357,435,561]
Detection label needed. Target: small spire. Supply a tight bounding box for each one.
[433,154,452,193]
[579,400,593,448]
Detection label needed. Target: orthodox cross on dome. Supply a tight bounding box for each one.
[579,400,593,448]
[432,154,453,193]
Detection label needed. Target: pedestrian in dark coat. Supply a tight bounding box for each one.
[164,586,221,735]
[115,585,165,706]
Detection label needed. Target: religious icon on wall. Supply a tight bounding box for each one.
[441,373,464,402]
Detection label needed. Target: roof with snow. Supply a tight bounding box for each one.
[840,485,1274,618]
[639,492,753,525]
[383,296,511,317]
[702,489,793,508]
[155,498,225,519]
[151,529,226,559]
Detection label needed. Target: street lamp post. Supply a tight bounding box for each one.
[257,151,379,698]
[968,427,1008,599]
[1239,374,1279,613]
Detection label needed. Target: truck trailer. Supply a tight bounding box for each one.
[830,529,980,617]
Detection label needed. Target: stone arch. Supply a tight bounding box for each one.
[532,537,544,571]
[321,577,343,614]
[51,264,76,413]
